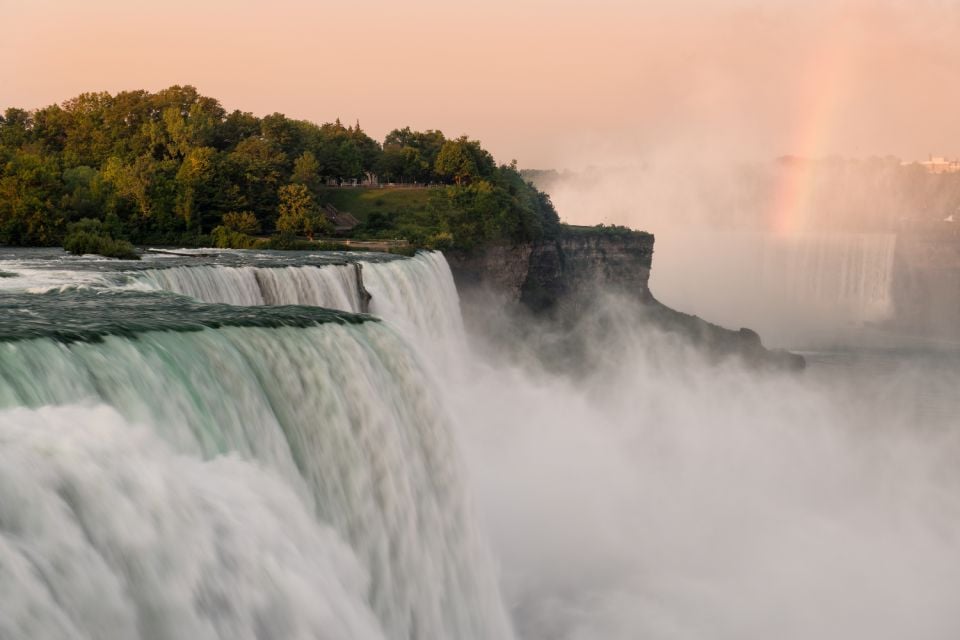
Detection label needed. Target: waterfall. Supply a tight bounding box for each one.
[758,232,897,321]
[650,231,898,344]
[134,251,466,348]
[136,263,367,310]
[0,404,385,640]
[0,289,512,640]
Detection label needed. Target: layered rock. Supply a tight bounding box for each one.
[445,230,804,369]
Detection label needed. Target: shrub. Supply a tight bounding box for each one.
[63,218,140,260]
[221,211,261,235]
[63,231,140,260]
[211,225,262,249]
[425,231,454,250]
[262,232,316,250]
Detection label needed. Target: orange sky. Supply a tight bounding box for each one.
[3,0,960,168]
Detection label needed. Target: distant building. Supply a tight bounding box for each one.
[919,156,960,174]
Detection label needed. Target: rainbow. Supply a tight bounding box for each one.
[769,30,854,235]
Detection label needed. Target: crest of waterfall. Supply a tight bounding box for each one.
[0,293,513,640]
[134,251,467,352]
[136,263,366,310]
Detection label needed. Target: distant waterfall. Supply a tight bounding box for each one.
[0,294,512,640]
[651,231,898,344]
[758,233,897,322]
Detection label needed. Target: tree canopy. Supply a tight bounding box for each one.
[0,86,561,251]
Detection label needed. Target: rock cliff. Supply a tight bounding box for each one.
[445,230,804,369]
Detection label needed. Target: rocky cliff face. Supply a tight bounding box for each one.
[446,233,654,311]
[445,231,803,369]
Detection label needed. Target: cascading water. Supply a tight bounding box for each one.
[132,251,466,352]
[0,288,512,640]
[136,263,367,310]
[650,230,898,345]
[758,232,897,321]
[7,246,958,640]
[0,404,386,640]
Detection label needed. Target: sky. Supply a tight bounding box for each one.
[3,0,960,169]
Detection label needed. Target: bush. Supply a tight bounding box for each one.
[211,225,263,249]
[221,211,261,235]
[64,231,140,260]
[425,231,454,250]
[261,232,316,250]
[63,219,140,260]
[559,224,652,240]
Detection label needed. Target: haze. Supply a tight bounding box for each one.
[3,0,959,169]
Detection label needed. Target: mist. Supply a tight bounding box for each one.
[448,292,960,640]
[526,151,960,347]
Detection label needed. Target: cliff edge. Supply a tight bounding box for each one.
[445,228,804,370]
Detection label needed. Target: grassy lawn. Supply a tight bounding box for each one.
[316,188,433,223]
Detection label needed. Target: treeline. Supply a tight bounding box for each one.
[523,157,960,233]
[0,85,560,249]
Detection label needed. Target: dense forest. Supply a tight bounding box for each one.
[0,86,561,253]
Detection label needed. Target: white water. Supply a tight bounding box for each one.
[133,252,464,351]
[3,248,960,640]
[137,263,366,309]
[0,321,512,640]
[0,404,384,640]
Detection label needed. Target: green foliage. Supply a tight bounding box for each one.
[211,226,261,249]
[386,245,418,257]
[221,211,260,235]
[560,223,652,239]
[0,149,65,245]
[261,232,316,250]
[435,142,477,186]
[63,218,139,260]
[0,86,562,252]
[434,136,495,185]
[425,231,455,250]
[291,151,323,194]
[420,164,560,250]
[319,188,431,224]
[277,183,331,239]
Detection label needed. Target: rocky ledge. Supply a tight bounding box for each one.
[445,229,804,370]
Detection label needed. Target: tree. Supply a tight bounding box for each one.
[1,108,33,148]
[276,183,329,240]
[174,146,220,231]
[222,211,260,235]
[435,136,495,185]
[0,150,64,245]
[291,151,323,194]
[435,140,478,185]
[383,127,446,182]
[0,85,561,249]
[225,137,286,226]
